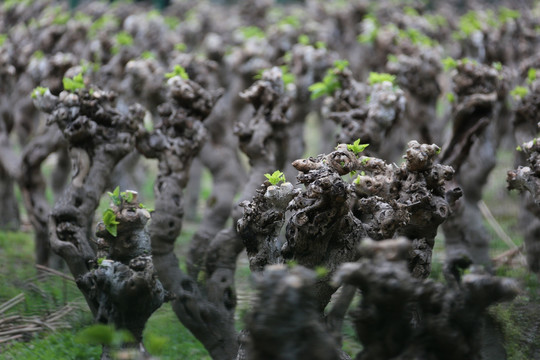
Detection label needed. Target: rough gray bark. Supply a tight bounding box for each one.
[18,126,66,265]
[244,265,345,360]
[78,191,166,346]
[440,61,505,271]
[386,48,443,146]
[33,85,156,357]
[238,139,460,355]
[324,65,406,160]
[508,82,540,272]
[135,74,238,360]
[334,237,519,360]
[0,119,20,231]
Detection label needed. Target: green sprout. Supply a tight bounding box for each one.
[80,60,100,74]
[278,15,300,29]
[403,6,419,17]
[398,28,436,47]
[32,50,45,60]
[446,93,455,103]
[315,266,329,278]
[31,86,48,99]
[298,34,310,45]
[121,191,134,203]
[333,60,349,72]
[97,257,106,266]
[308,60,349,100]
[527,68,537,85]
[510,86,529,100]
[516,145,522,152]
[52,11,70,25]
[309,72,340,99]
[0,34,6,47]
[492,62,502,71]
[102,208,119,237]
[280,65,295,86]
[347,139,369,155]
[240,26,265,39]
[111,31,133,54]
[164,16,180,30]
[441,57,458,71]
[315,41,326,49]
[88,14,119,39]
[139,203,154,212]
[264,170,286,186]
[498,7,520,24]
[425,14,448,29]
[387,54,398,63]
[357,14,379,44]
[174,43,187,52]
[368,72,396,86]
[453,11,483,39]
[141,51,156,60]
[165,65,189,80]
[107,186,122,206]
[62,73,85,92]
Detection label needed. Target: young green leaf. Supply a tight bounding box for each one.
[441,57,458,71]
[165,65,189,80]
[62,73,85,92]
[31,86,48,99]
[264,170,286,186]
[107,186,121,206]
[510,86,529,100]
[240,26,265,39]
[280,65,295,86]
[527,68,537,85]
[102,208,120,237]
[174,43,187,52]
[368,72,396,86]
[298,34,310,45]
[347,139,369,155]
[120,191,133,203]
[141,51,156,60]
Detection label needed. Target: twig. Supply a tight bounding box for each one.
[478,200,528,266]
[493,245,525,267]
[35,264,75,282]
[0,294,25,314]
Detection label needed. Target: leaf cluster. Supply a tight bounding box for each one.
[346,139,369,155]
[62,73,85,92]
[308,60,349,100]
[102,209,120,237]
[357,14,379,44]
[31,86,48,99]
[240,26,265,39]
[264,170,286,186]
[510,86,529,100]
[368,72,396,86]
[165,65,189,80]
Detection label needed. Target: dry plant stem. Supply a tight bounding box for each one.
[334,238,519,360]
